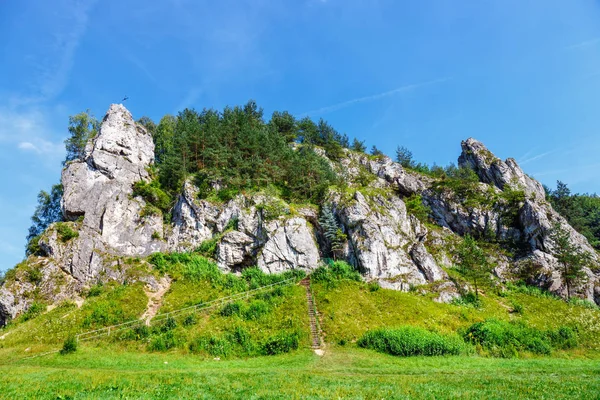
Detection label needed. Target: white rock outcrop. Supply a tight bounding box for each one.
[47,104,166,282]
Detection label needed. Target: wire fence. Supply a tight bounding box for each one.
[75,276,298,343]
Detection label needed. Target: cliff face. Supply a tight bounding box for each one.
[1,104,599,325]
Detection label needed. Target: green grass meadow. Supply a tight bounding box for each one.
[1,346,599,399]
[2,259,600,399]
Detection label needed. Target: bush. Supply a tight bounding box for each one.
[358,326,466,357]
[220,301,244,317]
[262,331,299,355]
[510,300,524,314]
[229,326,254,353]
[86,283,104,298]
[55,222,79,242]
[196,237,219,258]
[404,194,431,222]
[243,300,270,320]
[568,297,599,310]
[183,314,197,326]
[21,302,46,321]
[311,260,361,287]
[148,330,182,352]
[367,282,380,292]
[81,300,125,328]
[25,267,43,285]
[60,336,78,355]
[451,292,481,308]
[463,319,577,356]
[547,326,578,350]
[26,235,44,257]
[140,204,162,218]
[189,335,233,357]
[132,180,172,212]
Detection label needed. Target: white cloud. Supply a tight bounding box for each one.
[565,37,600,50]
[297,77,452,117]
[18,142,37,151]
[0,106,65,161]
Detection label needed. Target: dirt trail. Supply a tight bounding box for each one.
[141,276,172,326]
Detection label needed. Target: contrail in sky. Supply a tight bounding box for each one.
[297,77,452,117]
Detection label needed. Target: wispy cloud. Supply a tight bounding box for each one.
[297,77,452,117]
[12,0,97,106]
[532,162,600,177]
[0,107,65,161]
[518,149,556,166]
[565,37,600,50]
[174,87,203,112]
[126,54,157,84]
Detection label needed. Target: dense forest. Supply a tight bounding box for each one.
[24,100,600,256]
[545,181,600,250]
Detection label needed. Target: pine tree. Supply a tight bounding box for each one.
[351,138,366,153]
[549,222,591,300]
[370,145,383,156]
[457,235,490,299]
[395,146,414,168]
[319,204,346,260]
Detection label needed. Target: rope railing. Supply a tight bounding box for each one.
[75,277,298,342]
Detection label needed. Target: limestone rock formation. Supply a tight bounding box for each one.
[3,103,600,325]
[457,138,600,302]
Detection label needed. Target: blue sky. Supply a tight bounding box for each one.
[1,0,599,271]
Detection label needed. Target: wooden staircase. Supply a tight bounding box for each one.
[300,277,321,349]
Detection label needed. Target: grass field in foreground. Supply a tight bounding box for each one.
[1,346,599,399]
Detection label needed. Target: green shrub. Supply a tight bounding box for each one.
[358,327,466,357]
[148,330,182,352]
[463,319,577,356]
[220,301,244,317]
[157,316,177,333]
[26,235,44,257]
[86,283,104,298]
[189,335,233,357]
[216,188,239,203]
[228,326,254,353]
[25,267,43,285]
[60,336,78,355]
[55,222,79,242]
[243,300,270,320]
[183,314,197,326]
[510,300,524,314]
[547,326,578,350]
[140,204,162,218]
[132,180,172,212]
[404,194,431,222]
[81,300,125,328]
[451,292,481,308]
[367,281,380,292]
[21,302,46,321]
[568,297,599,310]
[262,331,299,355]
[196,237,219,258]
[312,260,361,287]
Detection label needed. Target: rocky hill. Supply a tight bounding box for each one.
[1,104,598,325]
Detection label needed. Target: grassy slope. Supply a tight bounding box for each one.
[313,281,600,354]
[0,283,147,350]
[2,273,600,398]
[1,347,599,399]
